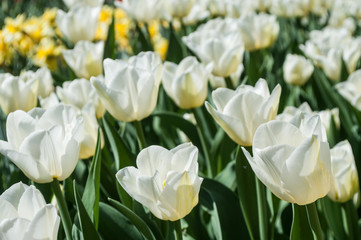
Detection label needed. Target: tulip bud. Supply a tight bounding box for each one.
[62,41,104,79]
[336,70,361,111]
[206,78,281,146]
[116,143,203,221]
[56,78,105,118]
[56,6,100,43]
[283,54,314,86]
[0,73,39,115]
[328,140,360,203]
[237,12,280,51]
[0,104,83,183]
[0,182,60,240]
[162,56,212,109]
[243,112,331,205]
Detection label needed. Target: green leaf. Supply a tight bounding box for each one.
[320,197,347,239]
[200,178,249,239]
[102,117,134,208]
[235,146,259,240]
[73,181,101,240]
[98,202,144,240]
[165,22,186,63]
[108,198,156,240]
[290,204,313,240]
[82,128,102,229]
[215,160,236,191]
[103,10,115,60]
[151,111,201,147]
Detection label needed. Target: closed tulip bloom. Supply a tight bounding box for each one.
[91,51,162,122]
[0,73,39,115]
[115,0,169,23]
[56,78,105,118]
[165,0,195,18]
[162,56,212,109]
[0,182,60,240]
[283,54,314,86]
[77,104,104,159]
[205,79,281,146]
[243,113,331,205]
[62,41,104,79]
[63,0,104,8]
[21,67,54,98]
[116,143,203,221]
[183,30,244,77]
[335,70,361,111]
[237,12,280,51]
[0,104,83,183]
[328,140,360,202]
[56,6,100,43]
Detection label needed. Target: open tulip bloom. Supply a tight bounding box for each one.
[206,78,281,146]
[242,112,331,205]
[0,182,60,240]
[91,51,162,122]
[0,104,83,183]
[116,143,203,221]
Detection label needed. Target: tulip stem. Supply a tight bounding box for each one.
[342,200,361,240]
[134,120,147,150]
[256,177,268,240]
[306,202,324,240]
[192,108,213,178]
[225,76,234,89]
[51,179,73,240]
[174,220,183,240]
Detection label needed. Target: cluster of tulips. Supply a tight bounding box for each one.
[1,0,361,239]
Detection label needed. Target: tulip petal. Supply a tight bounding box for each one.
[26,205,60,240]
[17,186,46,220]
[0,218,29,240]
[0,198,18,222]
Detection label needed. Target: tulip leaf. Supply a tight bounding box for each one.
[108,198,156,240]
[103,11,115,60]
[82,128,102,229]
[200,178,249,239]
[235,146,259,240]
[290,204,313,240]
[73,181,101,240]
[166,22,186,63]
[151,111,201,147]
[320,197,347,239]
[102,117,134,207]
[98,202,144,240]
[215,160,236,191]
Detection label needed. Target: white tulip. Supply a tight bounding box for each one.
[283,54,314,86]
[21,67,54,98]
[0,73,38,115]
[277,102,341,137]
[328,140,360,202]
[165,0,195,18]
[243,112,331,205]
[237,12,280,51]
[270,0,312,17]
[115,0,170,23]
[56,78,105,118]
[205,79,281,146]
[0,104,83,183]
[183,28,244,77]
[162,56,212,109]
[63,0,104,9]
[0,182,60,240]
[116,143,203,221]
[335,70,361,111]
[62,41,104,79]
[91,52,162,122]
[56,6,100,43]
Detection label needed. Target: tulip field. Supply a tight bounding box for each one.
[1,0,361,239]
